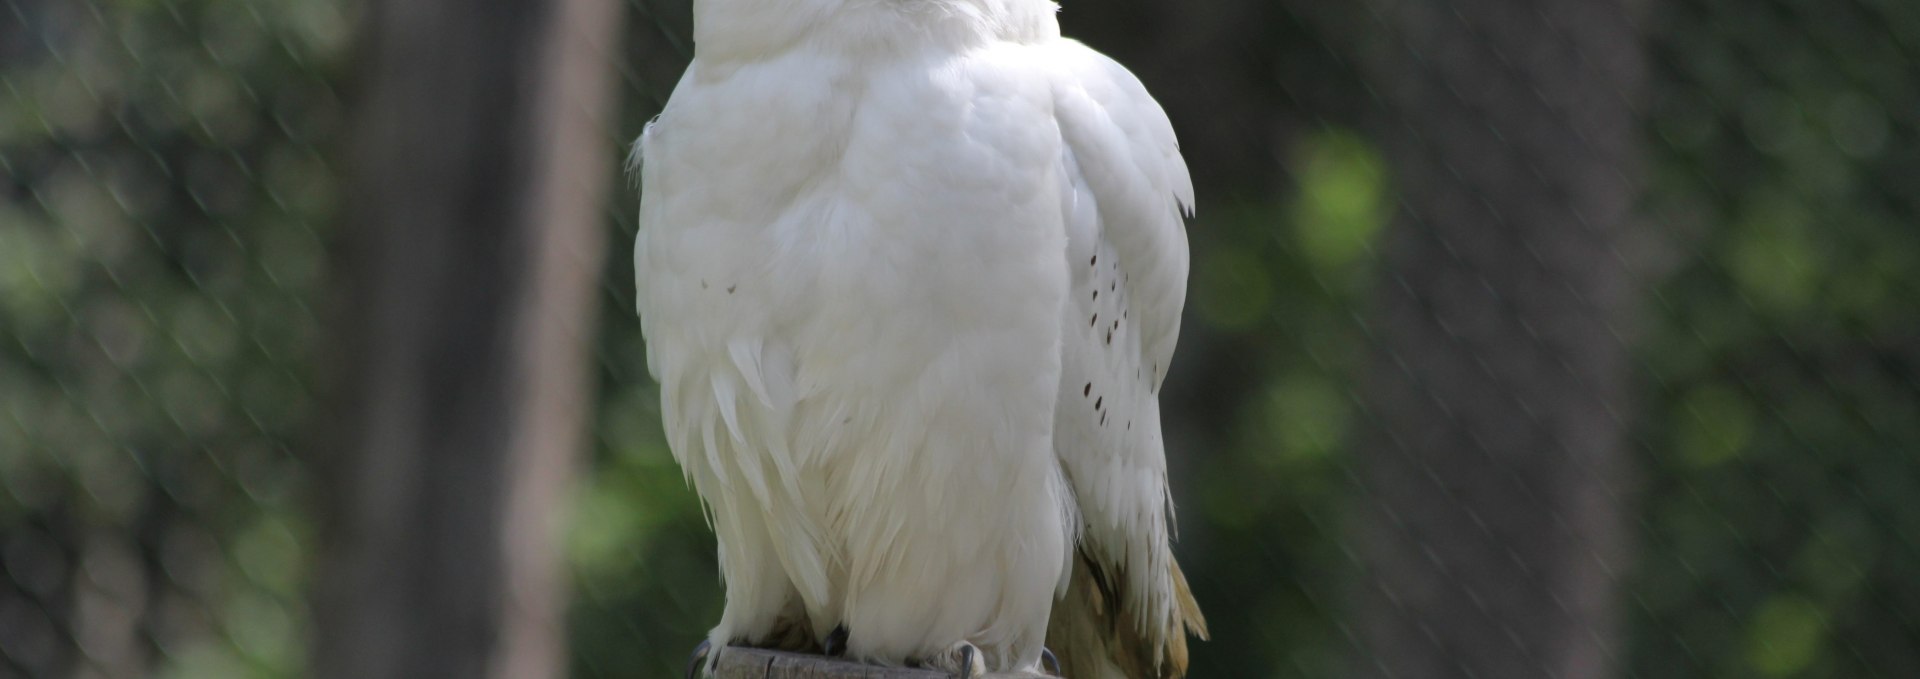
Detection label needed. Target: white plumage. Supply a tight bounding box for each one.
[633,1,1205,676]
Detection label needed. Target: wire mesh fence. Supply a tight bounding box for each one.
[1,0,1915,678]
[2,0,342,676]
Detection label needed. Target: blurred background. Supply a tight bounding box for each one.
[2,0,1917,677]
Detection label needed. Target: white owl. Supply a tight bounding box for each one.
[633,1,1206,676]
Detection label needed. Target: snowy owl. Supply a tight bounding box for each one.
[632,1,1206,676]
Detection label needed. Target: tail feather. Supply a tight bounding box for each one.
[1047,552,1206,678]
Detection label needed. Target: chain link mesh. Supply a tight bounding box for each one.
[1,0,1915,677]
[2,0,345,676]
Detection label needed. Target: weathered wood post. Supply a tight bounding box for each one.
[712,647,1034,679]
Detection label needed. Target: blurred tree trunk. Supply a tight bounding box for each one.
[312,0,620,677]
[1351,1,1644,678]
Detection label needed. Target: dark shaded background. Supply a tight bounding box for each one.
[2,0,1917,677]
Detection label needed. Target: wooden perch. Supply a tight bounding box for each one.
[713,647,1034,679]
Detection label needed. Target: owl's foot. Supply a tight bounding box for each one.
[1040,647,1060,676]
[684,639,712,679]
[823,625,850,657]
[923,640,984,678]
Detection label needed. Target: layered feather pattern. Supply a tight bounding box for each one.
[634,2,1203,675]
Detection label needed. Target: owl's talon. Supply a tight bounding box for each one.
[685,639,712,679]
[824,625,849,657]
[923,641,985,677]
[1041,647,1060,676]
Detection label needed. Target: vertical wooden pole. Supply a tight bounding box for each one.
[1352,0,1646,677]
[313,0,619,677]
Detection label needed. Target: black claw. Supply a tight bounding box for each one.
[959,645,976,678]
[824,625,849,657]
[685,639,712,679]
[1041,647,1061,676]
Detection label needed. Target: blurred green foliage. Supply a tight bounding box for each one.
[1,0,1916,678]
[1171,128,1389,679]
[1,0,346,676]
[1626,1,1920,677]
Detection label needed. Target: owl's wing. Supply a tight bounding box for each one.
[1044,39,1207,679]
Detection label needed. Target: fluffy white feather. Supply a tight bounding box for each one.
[634,1,1202,675]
